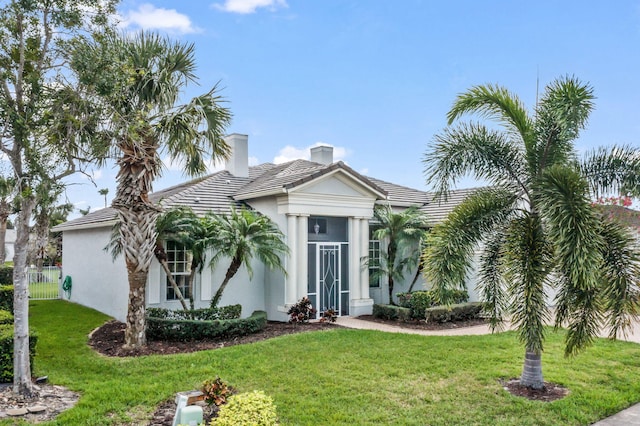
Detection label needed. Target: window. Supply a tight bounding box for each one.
[369,240,381,288]
[166,241,192,300]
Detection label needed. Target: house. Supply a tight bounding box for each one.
[53,134,475,322]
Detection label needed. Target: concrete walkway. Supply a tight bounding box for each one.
[334,316,640,426]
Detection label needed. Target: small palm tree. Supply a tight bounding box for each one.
[371,204,429,304]
[98,188,109,208]
[423,76,640,389]
[205,207,289,309]
[71,31,232,348]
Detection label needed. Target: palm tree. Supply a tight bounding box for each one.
[206,207,289,309]
[371,204,429,304]
[98,188,109,208]
[71,32,232,348]
[423,76,640,389]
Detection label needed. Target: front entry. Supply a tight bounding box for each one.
[308,242,349,317]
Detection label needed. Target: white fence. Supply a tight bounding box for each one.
[28,266,61,300]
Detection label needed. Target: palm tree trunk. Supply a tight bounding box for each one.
[12,195,36,396]
[387,243,396,304]
[407,263,424,293]
[520,349,544,389]
[211,257,241,308]
[123,266,148,348]
[154,242,189,311]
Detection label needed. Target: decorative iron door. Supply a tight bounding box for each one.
[318,243,341,315]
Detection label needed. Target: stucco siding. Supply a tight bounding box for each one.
[60,227,129,322]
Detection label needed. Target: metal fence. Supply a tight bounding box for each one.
[28,266,61,300]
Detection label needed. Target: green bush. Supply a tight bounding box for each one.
[212,391,278,426]
[0,309,12,324]
[424,302,484,323]
[372,304,411,322]
[0,324,37,382]
[0,265,13,285]
[146,304,241,321]
[146,310,267,341]
[0,285,12,313]
[396,290,470,319]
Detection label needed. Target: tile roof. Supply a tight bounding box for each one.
[52,158,476,232]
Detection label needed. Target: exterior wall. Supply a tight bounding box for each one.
[60,227,129,322]
[4,229,15,261]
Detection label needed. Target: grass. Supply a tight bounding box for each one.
[4,300,640,425]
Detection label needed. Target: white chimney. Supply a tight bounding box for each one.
[310,145,333,165]
[224,133,249,178]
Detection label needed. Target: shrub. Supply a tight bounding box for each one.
[146,305,241,321]
[0,285,13,313]
[396,290,470,319]
[146,310,267,341]
[212,391,278,426]
[287,297,316,323]
[319,308,337,323]
[0,309,12,324]
[424,302,484,323]
[0,324,37,382]
[0,265,13,285]
[202,377,236,407]
[372,304,411,322]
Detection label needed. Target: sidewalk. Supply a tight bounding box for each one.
[334,316,640,426]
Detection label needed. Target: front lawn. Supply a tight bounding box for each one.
[6,300,640,425]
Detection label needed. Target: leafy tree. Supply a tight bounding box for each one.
[70,32,232,348]
[0,0,116,395]
[423,76,640,389]
[371,204,429,304]
[206,207,289,309]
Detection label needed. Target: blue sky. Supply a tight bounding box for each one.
[63,0,640,216]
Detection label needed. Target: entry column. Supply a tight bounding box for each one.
[285,214,298,306]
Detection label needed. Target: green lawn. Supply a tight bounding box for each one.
[7,300,640,425]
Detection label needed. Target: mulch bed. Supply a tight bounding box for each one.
[89,319,338,357]
[500,378,569,402]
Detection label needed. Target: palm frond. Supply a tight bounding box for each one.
[477,227,509,331]
[598,218,640,339]
[533,76,594,175]
[535,165,604,355]
[424,122,527,200]
[504,213,552,354]
[579,145,640,198]
[423,188,517,305]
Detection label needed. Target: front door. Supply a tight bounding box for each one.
[318,243,340,315]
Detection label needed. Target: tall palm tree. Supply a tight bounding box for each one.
[371,204,429,304]
[71,32,232,348]
[206,207,289,309]
[98,188,109,208]
[423,76,640,389]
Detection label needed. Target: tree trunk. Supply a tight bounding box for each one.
[520,349,544,389]
[0,214,7,265]
[387,243,396,304]
[123,266,148,348]
[13,196,36,396]
[407,262,424,293]
[211,257,241,308]
[159,259,188,311]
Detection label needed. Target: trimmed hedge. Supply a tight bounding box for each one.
[396,290,469,319]
[0,285,12,313]
[0,265,12,285]
[372,304,411,322]
[146,304,241,321]
[0,324,37,383]
[146,310,267,342]
[0,309,12,324]
[425,302,484,323]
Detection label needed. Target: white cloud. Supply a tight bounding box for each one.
[273,142,349,164]
[120,4,199,34]
[213,0,287,14]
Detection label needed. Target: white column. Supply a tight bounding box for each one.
[349,217,361,300]
[286,214,298,305]
[296,215,308,301]
[360,218,370,300]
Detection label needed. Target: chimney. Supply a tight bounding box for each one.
[310,145,333,165]
[224,133,249,178]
